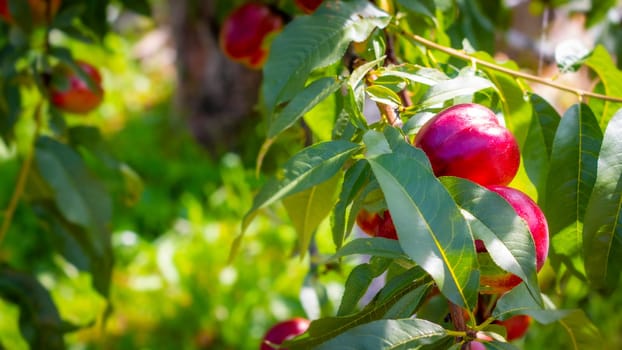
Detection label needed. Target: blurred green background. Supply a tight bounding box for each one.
[1,1,622,349]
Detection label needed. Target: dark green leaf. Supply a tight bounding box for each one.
[262,0,390,115]
[332,160,372,247]
[493,283,571,324]
[34,137,112,255]
[441,177,541,302]
[334,237,408,260]
[119,0,151,16]
[554,40,591,73]
[269,77,342,138]
[285,268,432,348]
[523,94,561,199]
[544,104,602,273]
[0,266,66,350]
[365,134,479,309]
[232,141,361,260]
[583,108,622,292]
[337,258,391,316]
[313,318,447,350]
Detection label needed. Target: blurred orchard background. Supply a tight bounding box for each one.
[1,0,622,349]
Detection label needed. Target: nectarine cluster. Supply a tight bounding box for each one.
[356,103,549,297]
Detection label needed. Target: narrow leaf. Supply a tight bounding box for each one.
[0,267,67,350]
[418,75,494,108]
[583,108,622,292]
[332,160,372,247]
[268,77,342,138]
[313,318,447,350]
[544,104,602,273]
[366,141,479,309]
[334,237,408,260]
[441,177,541,303]
[522,94,561,201]
[262,0,390,114]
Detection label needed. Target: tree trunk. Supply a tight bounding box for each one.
[168,0,262,152]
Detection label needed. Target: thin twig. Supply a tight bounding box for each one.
[397,28,622,103]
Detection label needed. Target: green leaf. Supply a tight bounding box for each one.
[232,141,361,260]
[284,268,432,348]
[313,318,447,350]
[119,0,151,16]
[377,65,449,86]
[334,237,408,260]
[492,284,570,324]
[283,172,342,257]
[583,108,622,292]
[522,94,561,200]
[554,40,591,73]
[332,160,372,247]
[472,52,531,149]
[585,0,615,28]
[552,310,602,349]
[337,258,391,316]
[418,75,494,108]
[34,137,112,255]
[0,266,67,350]
[441,177,541,302]
[262,0,390,115]
[367,84,402,108]
[268,77,342,139]
[365,136,479,309]
[544,104,602,273]
[584,45,622,128]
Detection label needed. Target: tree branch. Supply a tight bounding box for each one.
[397,28,622,103]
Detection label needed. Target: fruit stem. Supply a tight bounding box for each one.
[0,101,43,246]
[395,27,622,103]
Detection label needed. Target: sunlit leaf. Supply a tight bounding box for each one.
[584,45,622,127]
[555,40,591,73]
[262,0,390,115]
[367,84,402,108]
[544,104,602,274]
[583,108,622,293]
[283,172,342,257]
[441,177,541,302]
[418,75,494,108]
[365,131,479,309]
[232,141,361,260]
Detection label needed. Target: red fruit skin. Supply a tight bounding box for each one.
[219,3,284,69]
[356,210,397,240]
[295,0,323,13]
[468,341,487,350]
[50,61,103,115]
[479,186,549,294]
[495,315,531,341]
[260,318,310,350]
[414,103,520,186]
